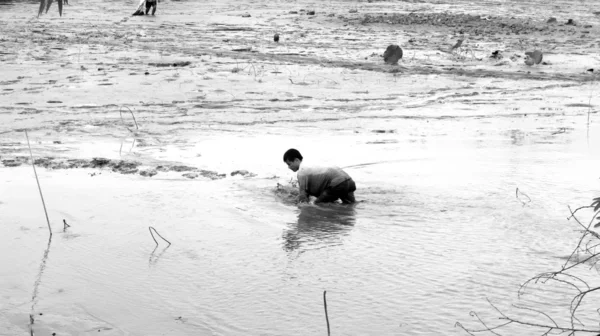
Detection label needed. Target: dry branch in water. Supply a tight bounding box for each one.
[25,130,52,236]
[149,226,172,247]
[323,291,331,336]
[119,106,139,131]
[458,198,600,335]
[515,187,531,207]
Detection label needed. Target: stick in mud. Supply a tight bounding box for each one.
[515,187,531,206]
[149,226,172,247]
[25,130,52,236]
[63,219,70,232]
[323,290,331,336]
[119,105,139,130]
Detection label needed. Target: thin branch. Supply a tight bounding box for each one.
[512,304,558,328]
[149,226,172,247]
[25,130,52,236]
[516,187,531,206]
[323,291,330,336]
[119,105,139,130]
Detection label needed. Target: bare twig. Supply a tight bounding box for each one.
[459,198,600,335]
[323,290,330,336]
[63,219,70,232]
[516,187,531,206]
[149,226,172,247]
[119,106,139,130]
[25,130,52,236]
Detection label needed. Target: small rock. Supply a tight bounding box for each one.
[383,44,403,65]
[231,170,250,176]
[274,33,279,42]
[53,140,62,144]
[241,13,251,17]
[144,71,149,75]
[289,11,297,14]
[524,50,543,65]
[349,9,358,13]
[307,10,315,15]
[490,50,503,59]
[547,17,557,24]
[566,19,576,26]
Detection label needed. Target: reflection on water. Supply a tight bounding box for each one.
[282,204,356,253]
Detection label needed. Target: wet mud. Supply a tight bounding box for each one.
[0,155,230,179]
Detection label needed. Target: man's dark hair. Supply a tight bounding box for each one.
[283,148,303,162]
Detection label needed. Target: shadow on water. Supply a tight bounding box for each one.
[282,204,356,253]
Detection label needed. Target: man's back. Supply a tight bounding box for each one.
[297,165,351,198]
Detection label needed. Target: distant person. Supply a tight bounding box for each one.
[145,0,157,15]
[283,148,356,204]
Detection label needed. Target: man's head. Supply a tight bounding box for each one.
[283,148,303,172]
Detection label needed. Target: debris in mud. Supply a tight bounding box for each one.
[139,169,157,177]
[547,17,557,24]
[232,47,252,52]
[450,39,464,52]
[566,19,577,26]
[168,165,196,172]
[231,170,256,177]
[1,159,21,167]
[383,45,403,65]
[490,50,503,59]
[182,172,198,179]
[0,156,226,180]
[241,13,251,18]
[360,12,588,37]
[148,61,192,67]
[307,10,315,15]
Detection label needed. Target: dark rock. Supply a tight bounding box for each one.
[524,50,543,65]
[547,17,557,24]
[307,10,315,15]
[241,13,251,18]
[274,33,279,42]
[383,45,403,65]
[490,50,503,59]
[231,170,250,176]
[566,19,576,26]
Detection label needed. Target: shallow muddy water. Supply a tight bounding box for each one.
[2,115,599,336]
[1,0,600,335]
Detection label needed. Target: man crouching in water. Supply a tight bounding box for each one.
[283,148,356,204]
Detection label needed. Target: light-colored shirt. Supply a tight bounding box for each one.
[297,162,351,200]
